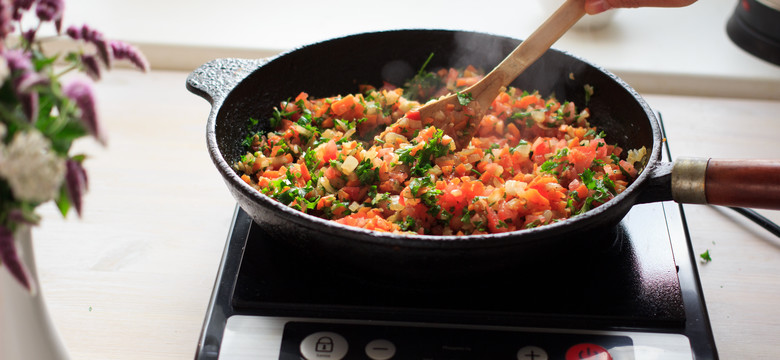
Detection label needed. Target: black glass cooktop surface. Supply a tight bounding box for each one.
[231,202,685,330]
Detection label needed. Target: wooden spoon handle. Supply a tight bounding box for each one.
[672,157,780,210]
[484,0,586,87]
[409,0,585,150]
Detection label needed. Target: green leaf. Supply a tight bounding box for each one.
[700,249,712,263]
[48,121,88,154]
[576,169,617,215]
[457,91,473,106]
[303,148,321,172]
[54,186,71,217]
[584,84,594,105]
[540,160,558,173]
[399,215,416,232]
[395,128,451,177]
[418,53,434,76]
[31,50,59,71]
[355,158,379,185]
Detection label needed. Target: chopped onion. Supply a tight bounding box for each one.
[398,99,414,113]
[254,157,270,170]
[364,148,377,161]
[271,155,290,167]
[341,155,359,174]
[488,188,503,204]
[348,202,361,212]
[504,180,527,197]
[531,109,546,123]
[385,132,408,146]
[384,89,399,105]
[513,143,531,157]
[319,176,336,193]
[295,124,312,138]
[627,146,647,165]
[342,127,356,142]
[388,195,405,211]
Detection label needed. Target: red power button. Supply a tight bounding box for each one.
[565,343,612,360]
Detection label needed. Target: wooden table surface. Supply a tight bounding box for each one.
[30,69,779,359]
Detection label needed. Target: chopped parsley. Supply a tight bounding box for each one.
[355,158,379,185]
[399,215,416,232]
[264,168,318,212]
[395,128,451,176]
[403,53,440,101]
[584,84,594,105]
[700,249,713,263]
[457,91,473,106]
[577,168,617,214]
[540,148,570,176]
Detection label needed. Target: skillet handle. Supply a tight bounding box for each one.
[185,58,268,105]
[672,157,780,210]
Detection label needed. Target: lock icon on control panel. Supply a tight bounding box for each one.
[315,336,334,352]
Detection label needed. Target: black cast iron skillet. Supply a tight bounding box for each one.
[187,30,780,280]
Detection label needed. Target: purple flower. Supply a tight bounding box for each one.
[0,225,35,293]
[110,40,149,72]
[19,91,38,121]
[0,0,14,40]
[3,49,44,121]
[35,0,62,22]
[16,72,45,121]
[74,23,104,43]
[81,54,101,80]
[15,70,47,92]
[63,78,106,145]
[68,24,113,68]
[93,38,112,69]
[65,159,89,217]
[4,48,33,71]
[65,24,80,40]
[12,0,35,20]
[22,28,36,44]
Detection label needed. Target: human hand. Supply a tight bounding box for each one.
[585,0,698,15]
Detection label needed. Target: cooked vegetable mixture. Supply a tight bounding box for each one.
[234,65,646,235]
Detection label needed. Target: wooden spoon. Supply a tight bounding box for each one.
[382,0,586,149]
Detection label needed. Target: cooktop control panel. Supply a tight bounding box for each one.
[280,321,632,360]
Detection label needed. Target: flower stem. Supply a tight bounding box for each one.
[55,63,79,78]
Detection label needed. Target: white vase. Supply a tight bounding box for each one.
[0,226,69,360]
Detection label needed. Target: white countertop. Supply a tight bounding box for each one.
[60,0,779,99]
[14,1,780,359]
[29,69,780,360]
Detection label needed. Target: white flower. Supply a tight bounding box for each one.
[0,129,66,203]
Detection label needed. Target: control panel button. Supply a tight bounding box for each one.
[300,331,349,360]
[365,339,396,360]
[517,345,549,360]
[566,343,612,360]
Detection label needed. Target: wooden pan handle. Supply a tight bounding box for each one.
[671,157,780,210]
[706,159,780,209]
